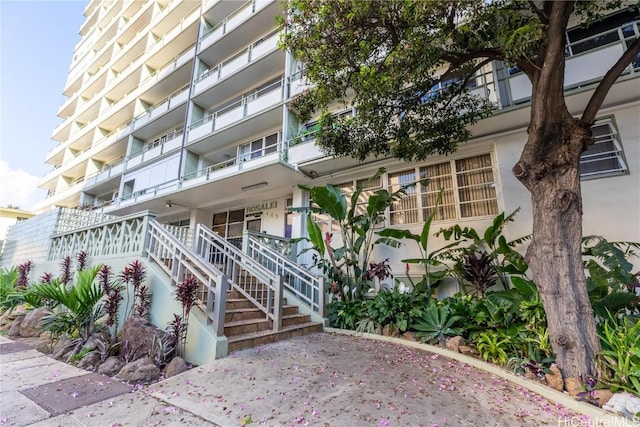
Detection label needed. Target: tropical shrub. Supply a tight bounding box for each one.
[327,298,367,330]
[412,299,463,344]
[376,189,451,295]
[297,168,424,300]
[582,236,639,318]
[598,313,640,396]
[364,287,427,333]
[475,330,511,366]
[437,210,530,292]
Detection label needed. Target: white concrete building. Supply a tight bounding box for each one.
[36,0,639,271]
[4,0,637,361]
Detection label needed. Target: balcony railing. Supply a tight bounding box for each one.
[83,157,125,187]
[195,29,280,93]
[199,0,273,50]
[182,138,284,187]
[188,78,284,143]
[126,128,184,169]
[132,85,190,130]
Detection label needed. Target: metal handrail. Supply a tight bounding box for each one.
[195,224,283,330]
[146,220,227,336]
[246,232,324,315]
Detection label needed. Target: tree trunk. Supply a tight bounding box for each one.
[514,117,601,380]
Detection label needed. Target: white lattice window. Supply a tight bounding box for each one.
[389,153,499,225]
[580,119,628,180]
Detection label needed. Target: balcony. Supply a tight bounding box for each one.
[502,19,640,105]
[126,128,184,170]
[198,0,278,66]
[187,78,285,149]
[144,7,200,70]
[193,29,283,105]
[182,137,284,190]
[132,85,190,135]
[83,158,125,189]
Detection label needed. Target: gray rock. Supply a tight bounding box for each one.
[35,339,54,354]
[8,315,25,337]
[98,356,126,376]
[164,357,188,378]
[120,316,169,360]
[117,357,161,384]
[77,351,102,371]
[52,336,76,360]
[19,307,50,337]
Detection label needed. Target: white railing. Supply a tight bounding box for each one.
[132,85,190,130]
[146,220,227,337]
[245,232,324,315]
[84,158,124,187]
[48,210,156,261]
[195,224,283,331]
[188,78,284,143]
[182,134,283,184]
[161,224,194,248]
[195,30,280,93]
[199,0,273,50]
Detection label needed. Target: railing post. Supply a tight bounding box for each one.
[213,273,227,336]
[318,277,326,318]
[273,275,283,331]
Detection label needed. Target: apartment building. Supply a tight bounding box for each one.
[35,0,640,276]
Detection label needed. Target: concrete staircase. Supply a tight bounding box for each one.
[224,289,323,353]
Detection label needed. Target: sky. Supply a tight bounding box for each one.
[0,0,86,210]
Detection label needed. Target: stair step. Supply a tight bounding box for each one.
[225,308,264,322]
[224,318,270,336]
[281,313,311,327]
[225,298,257,310]
[227,322,324,353]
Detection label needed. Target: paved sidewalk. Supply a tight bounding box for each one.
[0,333,619,426]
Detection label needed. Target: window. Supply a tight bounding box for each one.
[238,132,280,161]
[566,9,639,56]
[311,175,383,234]
[389,154,498,225]
[580,119,628,179]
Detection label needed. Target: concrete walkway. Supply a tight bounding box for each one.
[0,333,626,426]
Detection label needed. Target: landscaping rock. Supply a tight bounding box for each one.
[77,351,102,371]
[593,389,613,407]
[602,392,640,419]
[545,364,564,391]
[120,316,169,360]
[19,307,49,337]
[39,331,53,341]
[164,357,188,378]
[8,315,25,337]
[98,356,126,376]
[117,357,161,384]
[0,306,23,329]
[382,324,399,337]
[35,338,54,354]
[401,331,418,342]
[52,336,75,360]
[459,345,479,356]
[445,336,465,353]
[564,377,583,396]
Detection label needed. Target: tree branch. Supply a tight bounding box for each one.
[528,1,548,24]
[582,37,640,124]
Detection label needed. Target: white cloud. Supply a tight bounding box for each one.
[0,160,45,211]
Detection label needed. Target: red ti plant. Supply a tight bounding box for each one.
[171,276,199,356]
[119,260,149,320]
[60,256,72,286]
[76,251,88,272]
[17,261,33,288]
[99,264,124,338]
[39,272,54,284]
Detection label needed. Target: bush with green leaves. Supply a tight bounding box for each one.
[475,330,511,366]
[296,168,424,300]
[436,209,530,293]
[326,298,367,330]
[598,313,640,396]
[582,236,639,318]
[412,298,463,345]
[362,287,428,333]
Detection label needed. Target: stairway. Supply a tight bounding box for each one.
[224,289,323,352]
